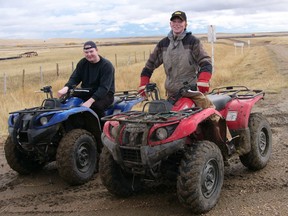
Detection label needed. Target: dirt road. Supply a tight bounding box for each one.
[1,43,288,216]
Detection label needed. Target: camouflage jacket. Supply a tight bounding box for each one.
[141,30,212,96]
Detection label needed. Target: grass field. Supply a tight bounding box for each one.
[1,34,288,135]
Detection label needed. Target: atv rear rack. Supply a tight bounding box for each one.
[102,107,202,124]
[114,89,139,101]
[210,86,264,99]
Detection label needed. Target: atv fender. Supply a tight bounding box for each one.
[148,108,225,146]
[34,107,99,128]
[220,95,263,130]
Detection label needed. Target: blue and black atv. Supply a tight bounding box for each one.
[4,85,143,185]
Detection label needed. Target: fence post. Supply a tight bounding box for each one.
[127,55,131,65]
[22,69,25,89]
[4,72,6,95]
[56,63,59,77]
[114,54,118,68]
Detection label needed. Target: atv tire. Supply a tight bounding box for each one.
[177,140,224,214]
[56,129,97,185]
[99,146,143,197]
[239,113,272,170]
[4,136,44,174]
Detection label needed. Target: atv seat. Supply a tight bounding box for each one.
[147,100,173,114]
[106,96,122,110]
[42,98,62,109]
[207,94,232,111]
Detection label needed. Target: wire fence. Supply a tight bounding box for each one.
[0,51,151,95]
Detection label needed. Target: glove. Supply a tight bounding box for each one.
[138,76,150,97]
[57,86,69,98]
[197,72,212,94]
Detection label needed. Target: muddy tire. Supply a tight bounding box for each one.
[56,129,97,185]
[99,146,143,197]
[4,136,44,174]
[239,113,272,170]
[177,140,224,214]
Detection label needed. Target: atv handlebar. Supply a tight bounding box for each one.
[145,83,160,100]
[35,85,53,98]
[143,82,198,104]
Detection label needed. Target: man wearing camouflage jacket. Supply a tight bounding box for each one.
[139,10,212,98]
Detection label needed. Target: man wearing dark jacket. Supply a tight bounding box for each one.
[58,41,115,121]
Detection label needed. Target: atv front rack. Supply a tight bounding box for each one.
[102,107,202,124]
[210,86,264,99]
[9,106,69,114]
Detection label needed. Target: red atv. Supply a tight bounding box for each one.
[99,82,272,214]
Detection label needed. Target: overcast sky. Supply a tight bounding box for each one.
[0,0,287,39]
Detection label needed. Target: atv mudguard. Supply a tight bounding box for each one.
[33,106,100,129]
[147,108,226,146]
[7,106,98,128]
[219,94,263,130]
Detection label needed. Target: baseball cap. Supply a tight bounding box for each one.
[83,41,97,50]
[170,11,187,22]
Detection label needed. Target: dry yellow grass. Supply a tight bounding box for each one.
[0,35,288,135]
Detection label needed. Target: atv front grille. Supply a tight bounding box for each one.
[120,146,142,164]
[17,118,31,143]
[122,123,147,146]
[122,131,144,146]
[19,131,29,142]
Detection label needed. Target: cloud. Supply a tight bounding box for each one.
[0,0,287,39]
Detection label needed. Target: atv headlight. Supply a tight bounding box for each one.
[108,121,120,140]
[12,115,19,125]
[150,124,177,142]
[37,114,54,126]
[155,128,168,140]
[40,116,49,125]
[110,125,119,138]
